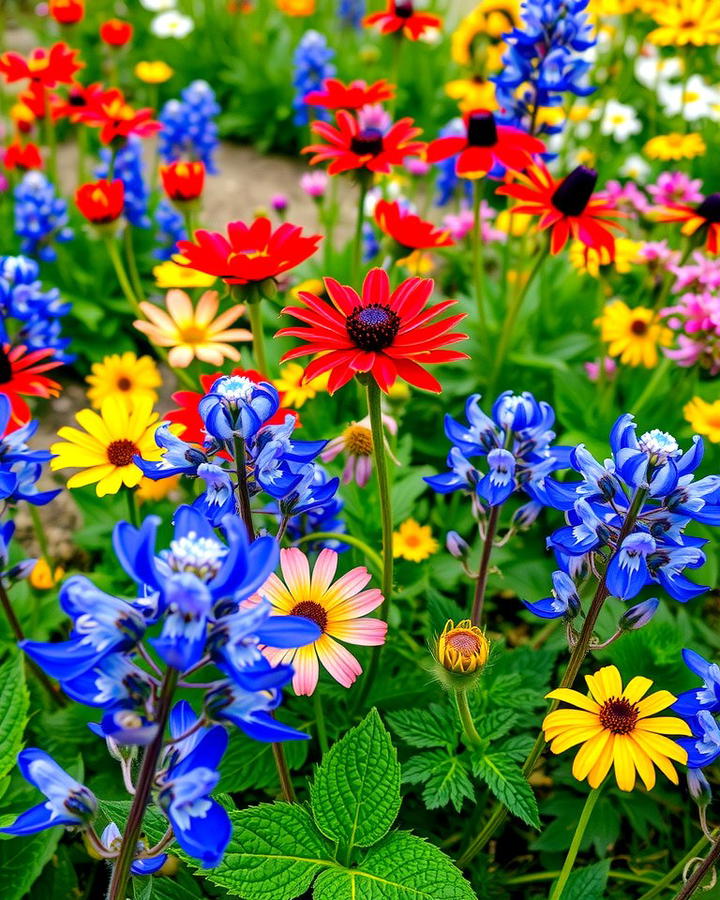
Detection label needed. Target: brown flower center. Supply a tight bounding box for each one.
[346,304,400,351]
[106,438,139,467]
[599,697,639,735]
[343,424,373,456]
[290,600,328,632]
[467,111,498,148]
[445,629,482,657]
[117,376,132,391]
[630,318,648,335]
[551,165,598,217]
[350,128,384,157]
[0,347,12,385]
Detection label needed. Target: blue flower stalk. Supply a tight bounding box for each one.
[292,31,336,127]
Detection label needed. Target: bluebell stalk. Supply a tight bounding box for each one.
[292,31,336,127]
[159,80,221,172]
[13,172,74,262]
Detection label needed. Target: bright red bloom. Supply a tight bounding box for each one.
[3,140,43,171]
[160,161,205,202]
[304,78,395,111]
[166,369,297,445]
[364,1,442,40]
[0,42,83,88]
[278,268,468,394]
[176,217,321,287]
[49,0,85,24]
[374,200,453,250]
[0,345,62,426]
[100,19,134,46]
[425,110,545,179]
[655,193,720,255]
[303,110,424,176]
[496,164,625,258]
[78,87,161,144]
[75,179,125,224]
[51,81,107,122]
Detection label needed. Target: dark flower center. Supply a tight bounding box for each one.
[350,128,384,157]
[0,348,12,385]
[599,697,638,735]
[630,318,648,335]
[394,1,414,17]
[106,438,139,467]
[346,304,401,351]
[117,376,132,391]
[467,111,498,147]
[551,165,598,217]
[697,193,720,224]
[290,600,328,632]
[446,630,482,656]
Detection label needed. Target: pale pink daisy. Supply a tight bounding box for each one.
[647,171,703,208]
[259,548,386,696]
[321,413,397,487]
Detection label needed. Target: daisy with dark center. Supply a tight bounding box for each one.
[374,199,454,256]
[655,192,720,254]
[363,1,442,41]
[85,352,161,410]
[0,344,62,425]
[596,300,671,368]
[304,78,395,111]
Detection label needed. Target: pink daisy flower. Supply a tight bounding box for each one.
[259,548,387,696]
[647,171,703,208]
[321,413,397,487]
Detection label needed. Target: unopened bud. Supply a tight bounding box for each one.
[433,619,489,691]
[446,531,470,561]
[688,767,712,808]
[619,597,659,631]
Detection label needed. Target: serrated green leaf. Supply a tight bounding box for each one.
[402,750,474,813]
[205,802,334,900]
[149,869,205,900]
[132,877,154,900]
[0,650,29,780]
[474,708,519,742]
[553,859,610,900]
[471,752,540,830]
[495,734,536,762]
[310,708,401,848]
[387,704,457,750]
[312,831,477,899]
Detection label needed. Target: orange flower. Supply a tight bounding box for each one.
[49,0,84,25]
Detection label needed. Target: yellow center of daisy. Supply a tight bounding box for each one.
[598,697,639,734]
[290,600,328,632]
[179,324,209,344]
[343,424,373,456]
[106,438,140,467]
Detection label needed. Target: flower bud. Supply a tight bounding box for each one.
[619,597,659,631]
[688,767,712,808]
[433,619,489,691]
[446,531,470,561]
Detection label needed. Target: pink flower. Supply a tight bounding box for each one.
[584,357,617,382]
[259,548,387,696]
[321,413,397,487]
[357,103,392,134]
[271,193,288,213]
[647,171,704,207]
[601,180,649,215]
[300,171,328,199]
[638,240,680,268]
[405,157,431,177]
[443,201,501,242]
[670,251,720,293]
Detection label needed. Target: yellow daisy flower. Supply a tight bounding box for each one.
[644,132,706,161]
[452,1,520,68]
[445,77,498,114]
[647,0,720,46]
[134,61,174,84]
[153,261,216,290]
[290,278,325,303]
[596,300,671,368]
[684,397,720,443]
[398,250,435,275]
[569,238,643,278]
[543,665,690,791]
[273,361,330,408]
[135,289,252,368]
[86,352,162,411]
[50,396,163,497]
[393,519,439,562]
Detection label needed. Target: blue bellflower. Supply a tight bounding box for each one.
[97,136,150,228]
[159,81,221,173]
[292,30,336,126]
[13,172,73,261]
[523,570,580,620]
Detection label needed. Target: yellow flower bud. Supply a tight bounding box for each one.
[436,619,489,676]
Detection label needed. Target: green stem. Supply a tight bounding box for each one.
[248,303,268,375]
[672,838,720,900]
[125,487,139,529]
[550,787,602,900]
[314,692,329,755]
[124,225,146,304]
[294,532,383,575]
[43,114,58,184]
[106,668,179,900]
[352,178,369,284]
[76,123,88,185]
[104,236,141,315]
[633,357,671,419]
[232,435,255,540]
[638,832,714,900]
[472,181,487,336]
[455,690,482,746]
[470,505,500,627]
[28,505,52,567]
[509,870,659,887]
[271,742,296,802]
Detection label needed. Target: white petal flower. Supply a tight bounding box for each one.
[150,10,195,38]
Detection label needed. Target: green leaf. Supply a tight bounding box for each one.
[0,650,29,780]
[391,470,435,525]
[310,708,401,848]
[474,708,519,742]
[402,750,474,813]
[554,859,610,900]
[27,846,78,900]
[312,832,477,899]
[0,827,62,900]
[470,752,540,830]
[149,869,205,900]
[132,877,154,900]
[387,704,457,749]
[205,802,334,900]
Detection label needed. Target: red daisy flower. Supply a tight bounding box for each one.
[75,179,125,225]
[0,42,83,89]
[374,199,453,251]
[99,19,133,47]
[425,109,545,179]
[496,164,624,257]
[655,193,720,255]
[78,88,161,145]
[364,1,442,41]
[49,0,85,25]
[303,110,424,176]
[165,368,297,446]
[304,78,395,111]
[277,268,468,394]
[0,345,62,425]
[175,217,321,287]
[160,161,205,203]
[3,140,43,171]
[51,81,107,122]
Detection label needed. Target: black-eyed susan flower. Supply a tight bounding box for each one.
[393,518,439,562]
[643,133,706,161]
[85,352,161,410]
[273,361,329,409]
[646,0,720,47]
[596,300,671,367]
[543,665,691,791]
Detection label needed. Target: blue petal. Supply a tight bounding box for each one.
[168,797,231,869]
[235,710,309,743]
[0,801,75,836]
[255,615,321,649]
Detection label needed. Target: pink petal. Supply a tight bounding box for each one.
[321,567,372,610]
[311,548,338,596]
[331,588,384,620]
[292,645,319,696]
[316,635,362,688]
[279,548,311,603]
[330,618,388,646]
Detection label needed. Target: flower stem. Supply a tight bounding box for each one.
[125,487,140,529]
[295,532,383,576]
[472,181,487,335]
[314,692,329,755]
[248,302,268,375]
[470,505,500,627]
[271,741,296,803]
[104,236,141,316]
[455,689,482,747]
[28,504,52,568]
[232,435,255,541]
[638,832,715,900]
[633,357,671,419]
[106,667,179,900]
[124,225,146,305]
[672,838,720,900]
[352,178,369,284]
[549,787,602,900]
[352,378,393,711]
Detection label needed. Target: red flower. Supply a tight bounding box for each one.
[0,345,62,426]
[160,161,205,202]
[303,110,424,176]
[3,140,43,171]
[78,87,161,144]
[100,19,134,47]
[304,78,395,111]
[166,369,297,445]
[654,193,720,255]
[0,42,83,89]
[75,179,125,225]
[51,81,107,122]
[176,217,321,287]
[374,199,453,250]
[364,1,442,40]
[49,0,84,24]
[496,164,624,257]
[277,268,468,394]
[425,110,545,179]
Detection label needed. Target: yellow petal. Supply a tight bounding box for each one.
[550,725,603,755]
[630,729,687,764]
[546,688,600,713]
[612,735,636,792]
[636,690,677,718]
[571,729,610,782]
[587,734,615,789]
[622,676,653,705]
[627,735,656,791]
[635,716,692,736]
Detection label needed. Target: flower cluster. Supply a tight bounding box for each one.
[0,394,60,507]
[13,172,73,261]
[158,80,221,173]
[292,30,336,126]
[96,136,150,229]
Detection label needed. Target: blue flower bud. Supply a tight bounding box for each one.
[446,531,470,561]
[688,767,712,808]
[619,597,660,631]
